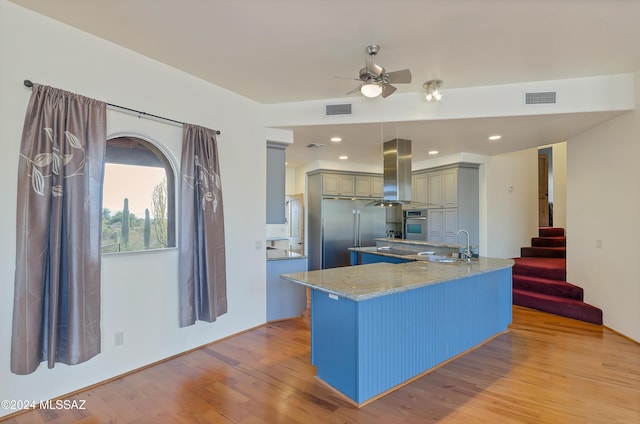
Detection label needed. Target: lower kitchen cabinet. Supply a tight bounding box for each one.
[428,208,459,244]
[266,256,308,321]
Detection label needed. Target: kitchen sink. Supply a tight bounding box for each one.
[425,255,462,263]
[376,247,417,256]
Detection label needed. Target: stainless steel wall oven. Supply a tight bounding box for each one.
[403,209,428,241]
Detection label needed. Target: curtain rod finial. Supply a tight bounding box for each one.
[24,80,33,88]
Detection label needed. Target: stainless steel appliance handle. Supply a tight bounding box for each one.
[353,209,358,246]
[355,209,361,246]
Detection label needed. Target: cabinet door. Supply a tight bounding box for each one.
[355,176,372,197]
[266,143,286,224]
[427,209,443,242]
[443,208,459,244]
[412,173,428,204]
[338,175,355,196]
[323,174,355,196]
[428,171,443,208]
[443,168,458,208]
[371,176,384,198]
[322,174,339,196]
[385,204,402,223]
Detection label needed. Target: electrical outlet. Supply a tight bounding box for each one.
[596,239,603,249]
[255,240,262,250]
[114,331,124,347]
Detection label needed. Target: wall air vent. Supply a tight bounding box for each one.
[524,91,557,105]
[325,103,352,116]
[306,143,326,148]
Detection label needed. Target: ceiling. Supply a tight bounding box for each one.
[11,0,640,167]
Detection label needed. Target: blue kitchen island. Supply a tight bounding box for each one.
[280,257,514,406]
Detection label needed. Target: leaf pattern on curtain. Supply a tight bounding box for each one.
[24,129,86,197]
[11,84,106,375]
[181,153,222,212]
[178,124,227,327]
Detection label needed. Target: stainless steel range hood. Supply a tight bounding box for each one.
[368,138,414,206]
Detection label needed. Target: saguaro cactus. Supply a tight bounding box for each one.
[144,208,151,249]
[122,198,130,246]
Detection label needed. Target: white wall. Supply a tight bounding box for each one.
[566,69,640,342]
[483,149,539,259]
[0,2,267,416]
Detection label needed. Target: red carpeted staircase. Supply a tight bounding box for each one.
[512,227,603,324]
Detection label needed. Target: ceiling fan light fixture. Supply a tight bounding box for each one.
[361,83,382,98]
[423,79,443,102]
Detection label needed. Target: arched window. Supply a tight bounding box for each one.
[102,136,176,253]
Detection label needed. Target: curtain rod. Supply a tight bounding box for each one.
[23,80,221,135]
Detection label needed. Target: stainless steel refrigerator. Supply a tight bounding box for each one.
[321,198,386,269]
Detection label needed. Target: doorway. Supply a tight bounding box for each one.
[538,148,552,227]
[286,194,304,254]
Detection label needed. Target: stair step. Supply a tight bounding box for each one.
[539,227,565,237]
[520,246,566,258]
[512,257,566,281]
[532,236,566,247]
[512,275,583,300]
[513,289,603,325]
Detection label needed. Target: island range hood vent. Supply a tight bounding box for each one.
[368,138,414,207]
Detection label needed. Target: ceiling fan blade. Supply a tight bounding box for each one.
[381,84,397,98]
[386,69,412,84]
[346,85,362,96]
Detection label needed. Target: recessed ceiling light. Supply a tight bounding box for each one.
[428,150,439,155]
[339,155,348,160]
[330,137,342,142]
[488,135,502,141]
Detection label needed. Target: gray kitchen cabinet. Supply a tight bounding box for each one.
[416,164,479,246]
[356,175,384,197]
[443,168,458,208]
[322,173,355,197]
[266,256,308,321]
[385,204,402,223]
[266,142,287,224]
[427,209,444,242]
[428,171,443,208]
[412,173,428,204]
[372,176,384,197]
[321,172,384,198]
[428,208,460,244]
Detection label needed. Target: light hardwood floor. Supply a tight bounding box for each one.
[3,306,639,423]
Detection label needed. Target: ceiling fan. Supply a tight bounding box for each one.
[345,44,412,98]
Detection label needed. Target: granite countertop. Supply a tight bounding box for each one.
[266,248,307,261]
[280,257,514,301]
[373,237,465,249]
[350,244,459,260]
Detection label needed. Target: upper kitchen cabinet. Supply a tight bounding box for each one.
[412,173,428,204]
[321,172,383,198]
[266,142,287,224]
[322,173,355,196]
[413,164,477,209]
[413,164,479,246]
[356,175,384,198]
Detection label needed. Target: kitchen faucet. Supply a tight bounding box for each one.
[456,229,472,263]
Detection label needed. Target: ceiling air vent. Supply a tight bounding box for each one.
[524,91,557,105]
[325,103,352,116]
[306,143,326,148]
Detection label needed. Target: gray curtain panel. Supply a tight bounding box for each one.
[11,84,106,375]
[179,124,227,327]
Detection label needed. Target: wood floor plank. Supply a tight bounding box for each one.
[3,306,639,423]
